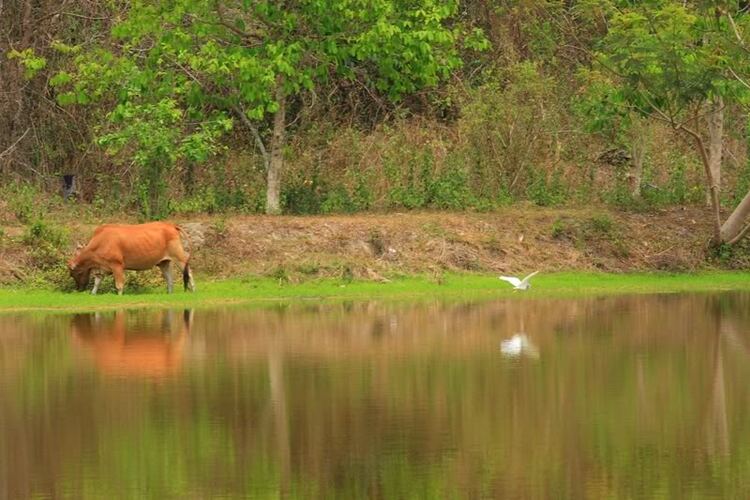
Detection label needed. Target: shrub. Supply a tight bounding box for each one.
[551,217,576,240]
[283,176,325,215]
[457,62,565,202]
[526,168,567,206]
[386,153,430,210]
[586,214,614,236]
[321,185,357,214]
[5,183,43,223]
[427,162,474,210]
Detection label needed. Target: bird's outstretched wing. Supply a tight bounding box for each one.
[520,271,539,285]
[499,276,522,287]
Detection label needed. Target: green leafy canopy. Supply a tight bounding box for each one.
[53,0,477,166]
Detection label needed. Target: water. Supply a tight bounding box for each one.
[2,293,750,499]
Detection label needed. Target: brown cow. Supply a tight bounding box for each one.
[68,222,195,295]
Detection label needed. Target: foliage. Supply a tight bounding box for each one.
[48,0,473,215]
[458,62,564,202]
[526,168,567,207]
[8,0,750,220]
[597,3,739,114]
[7,48,47,79]
[4,183,42,223]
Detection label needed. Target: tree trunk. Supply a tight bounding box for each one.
[184,161,195,195]
[630,140,644,198]
[628,114,648,198]
[266,79,286,215]
[719,189,750,243]
[681,122,722,243]
[707,97,723,205]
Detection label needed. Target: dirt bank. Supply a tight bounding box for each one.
[0,206,735,286]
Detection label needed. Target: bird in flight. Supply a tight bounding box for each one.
[499,271,539,291]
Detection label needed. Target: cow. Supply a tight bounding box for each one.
[68,222,195,295]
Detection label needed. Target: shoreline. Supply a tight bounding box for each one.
[1,271,749,313]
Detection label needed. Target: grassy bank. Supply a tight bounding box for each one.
[2,272,750,313]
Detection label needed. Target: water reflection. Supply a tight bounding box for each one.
[499,316,539,359]
[71,310,192,379]
[1,293,750,498]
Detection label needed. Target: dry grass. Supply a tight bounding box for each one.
[0,205,725,287]
[172,207,715,281]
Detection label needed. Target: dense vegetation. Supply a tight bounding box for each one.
[4,2,750,241]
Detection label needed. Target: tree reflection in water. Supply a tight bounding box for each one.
[0,293,750,498]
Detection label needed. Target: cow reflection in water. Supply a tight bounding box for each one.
[71,309,192,378]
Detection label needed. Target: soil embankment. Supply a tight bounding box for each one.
[0,206,732,286]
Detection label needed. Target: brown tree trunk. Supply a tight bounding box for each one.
[266,79,286,215]
[630,140,644,198]
[628,114,649,198]
[679,115,722,242]
[719,190,750,243]
[707,97,723,205]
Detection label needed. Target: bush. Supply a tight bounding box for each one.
[428,162,474,210]
[386,153,430,209]
[283,176,325,215]
[457,62,565,202]
[5,183,44,223]
[321,186,356,214]
[526,168,567,206]
[21,218,71,288]
[586,214,614,236]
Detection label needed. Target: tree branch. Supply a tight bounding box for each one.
[727,222,750,245]
[728,65,750,91]
[727,11,750,51]
[0,128,30,160]
[214,1,265,45]
[232,104,270,169]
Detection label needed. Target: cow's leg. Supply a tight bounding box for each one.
[112,265,126,295]
[158,261,174,294]
[91,272,102,295]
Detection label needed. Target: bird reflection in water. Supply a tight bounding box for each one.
[70,309,192,379]
[500,317,539,359]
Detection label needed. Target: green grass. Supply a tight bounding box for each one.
[1,271,750,313]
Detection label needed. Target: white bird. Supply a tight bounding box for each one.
[500,334,539,358]
[499,271,539,291]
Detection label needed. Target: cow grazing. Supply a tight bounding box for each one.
[68,222,195,295]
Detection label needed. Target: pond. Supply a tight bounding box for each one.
[1,293,750,499]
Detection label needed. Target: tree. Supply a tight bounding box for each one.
[49,0,479,215]
[576,68,653,199]
[595,1,750,244]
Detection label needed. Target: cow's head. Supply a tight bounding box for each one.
[69,243,90,291]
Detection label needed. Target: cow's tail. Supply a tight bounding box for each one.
[176,225,193,292]
[183,261,191,291]
[175,224,192,254]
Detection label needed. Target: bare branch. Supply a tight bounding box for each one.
[232,104,270,168]
[727,11,749,50]
[728,65,750,91]
[727,222,750,245]
[0,128,30,160]
[214,1,265,45]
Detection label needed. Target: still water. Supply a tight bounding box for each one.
[2,293,750,499]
